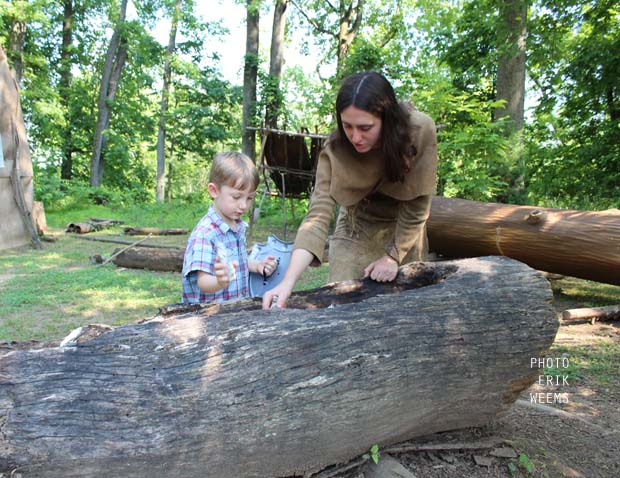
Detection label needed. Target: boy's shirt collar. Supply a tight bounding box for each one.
[206,205,245,234]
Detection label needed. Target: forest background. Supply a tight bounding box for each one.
[1,0,618,215]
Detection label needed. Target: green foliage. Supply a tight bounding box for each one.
[508,453,534,477]
[369,444,380,464]
[34,177,150,211]
[526,0,620,208]
[2,0,619,211]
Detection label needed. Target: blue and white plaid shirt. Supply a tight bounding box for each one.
[182,206,249,303]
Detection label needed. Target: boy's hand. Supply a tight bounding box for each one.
[261,256,278,277]
[214,257,238,287]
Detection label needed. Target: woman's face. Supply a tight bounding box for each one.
[340,106,382,153]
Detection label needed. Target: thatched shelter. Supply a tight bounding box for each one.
[0,45,39,250]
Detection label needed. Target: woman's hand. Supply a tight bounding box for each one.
[262,282,293,310]
[363,254,398,282]
[261,248,316,310]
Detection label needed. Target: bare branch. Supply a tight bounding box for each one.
[290,0,336,37]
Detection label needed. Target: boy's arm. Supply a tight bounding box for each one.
[196,259,236,293]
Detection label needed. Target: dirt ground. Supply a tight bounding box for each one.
[320,280,620,478]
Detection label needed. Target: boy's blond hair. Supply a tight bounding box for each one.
[209,151,260,190]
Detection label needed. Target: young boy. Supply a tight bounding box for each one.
[182,152,277,303]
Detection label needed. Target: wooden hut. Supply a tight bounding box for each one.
[0,45,40,250]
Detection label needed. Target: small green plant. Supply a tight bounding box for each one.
[519,453,534,473]
[508,453,534,477]
[369,444,380,464]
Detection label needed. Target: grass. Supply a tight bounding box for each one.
[2,199,618,350]
[545,343,620,387]
[0,200,327,343]
[550,276,620,308]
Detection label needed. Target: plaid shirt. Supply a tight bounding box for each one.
[182,206,249,303]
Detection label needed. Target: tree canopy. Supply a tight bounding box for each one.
[0,0,617,209]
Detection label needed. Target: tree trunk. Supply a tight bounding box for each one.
[111,246,184,272]
[495,0,527,195]
[265,0,288,129]
[242,0,259,161]
[495,0,526,131]
[156,0,182,202]
[336,0,364,75]
[60,0,74,180]
[427,196,620,286]
[0,257,558,478]
[90,0,129,187]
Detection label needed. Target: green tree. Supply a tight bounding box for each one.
[527,0,620,207]
[91,0,129,187]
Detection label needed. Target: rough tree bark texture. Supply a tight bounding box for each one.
[428,196,620,286]
[0,257,558,478]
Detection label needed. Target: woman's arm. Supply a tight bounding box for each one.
[262,151,337,309]
[386,194,432,264]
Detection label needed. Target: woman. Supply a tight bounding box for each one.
[262,71,437,309]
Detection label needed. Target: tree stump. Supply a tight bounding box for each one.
[0,256,558,478]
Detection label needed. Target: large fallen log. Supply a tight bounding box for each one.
[0,256,558,478]
[111,245,184,272]
[427,196,620,285]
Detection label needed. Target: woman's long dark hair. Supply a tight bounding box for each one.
[333,71,415,183]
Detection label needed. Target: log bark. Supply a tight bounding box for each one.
[123,226,189,236]
[427,196,620,286]
[111,245,184,272]
[561,304,620,322]
[0,256,558,478]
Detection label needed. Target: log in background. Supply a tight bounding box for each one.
[428,196,620,285]
[0,256,558,478]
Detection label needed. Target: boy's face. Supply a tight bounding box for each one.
[208,182,256,226]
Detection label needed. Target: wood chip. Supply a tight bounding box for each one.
[489,447,518,458]
[473,455,493,467]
